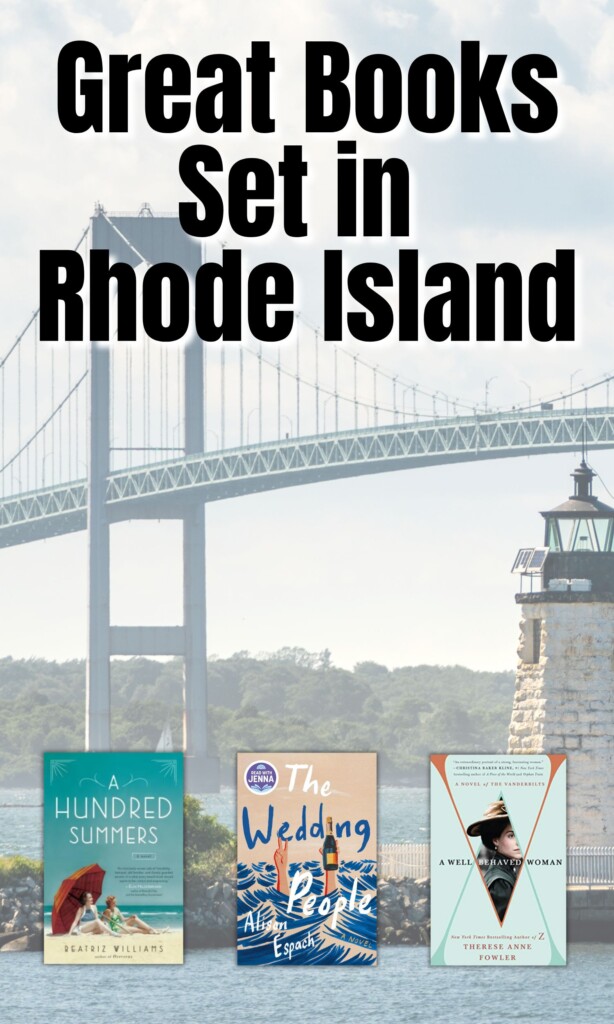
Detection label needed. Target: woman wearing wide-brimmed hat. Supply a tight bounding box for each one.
[466,800,522,922]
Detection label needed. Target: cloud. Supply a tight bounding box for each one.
[373,5,419,31]
[537,0,609,68]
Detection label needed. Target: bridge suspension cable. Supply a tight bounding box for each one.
[3,209,614,505]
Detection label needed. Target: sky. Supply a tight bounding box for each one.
[1,0,614,672]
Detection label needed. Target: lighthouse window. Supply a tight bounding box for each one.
[553,517,614,552]
[546,521,561,551]
[521,618,542,663]
[569,518,599,551]
[594,518,613,552]
[558,519,577,550]
[524,619,542,664]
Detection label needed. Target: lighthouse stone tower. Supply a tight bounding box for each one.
[509,460,614,844]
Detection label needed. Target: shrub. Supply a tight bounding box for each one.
[0,855,42,886]
[184,795,236,878]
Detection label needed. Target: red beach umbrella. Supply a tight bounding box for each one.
[51,863,106,935]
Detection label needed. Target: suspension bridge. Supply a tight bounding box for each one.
[2,209,614,788]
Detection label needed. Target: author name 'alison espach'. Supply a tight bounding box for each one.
[237,754,377,966]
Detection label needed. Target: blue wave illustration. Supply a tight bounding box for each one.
[237,859,377,966]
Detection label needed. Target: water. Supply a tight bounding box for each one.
[1,790,612,1019]
[0,945,613,1024]
[0,789,44,860]
[0,786,429,859]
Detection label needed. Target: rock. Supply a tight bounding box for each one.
[375,876,431,945]
[217,904,235,926]
[404,922,427,944]
[0,930,42,952]
[0,929,29,949]
[25,930,43,951]
[410,898,429,923]
[0,936,29,952]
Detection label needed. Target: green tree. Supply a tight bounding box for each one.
[184,795,235,874]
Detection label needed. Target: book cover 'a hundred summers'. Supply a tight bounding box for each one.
[237,753,377,965]
[43,752,183,964]
[430,754,566,967]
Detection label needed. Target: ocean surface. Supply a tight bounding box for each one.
[0,945,612,1024]
[2,788,613,1020]
[0,785,429,859]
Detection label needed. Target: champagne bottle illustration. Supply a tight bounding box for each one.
[322,815,339,871]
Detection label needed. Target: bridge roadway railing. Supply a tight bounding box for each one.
[2,407,614,547]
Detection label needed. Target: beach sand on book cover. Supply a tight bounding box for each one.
[43,752,183,964]
[430,754,566,966]
[237,752,377,965]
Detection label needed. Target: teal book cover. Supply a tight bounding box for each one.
[430,754,566,966]
[237,752,377,965]
[43,752,183,964]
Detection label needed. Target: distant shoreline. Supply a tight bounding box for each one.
[1,780,430,798]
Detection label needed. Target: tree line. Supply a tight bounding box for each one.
[0,650,514,787]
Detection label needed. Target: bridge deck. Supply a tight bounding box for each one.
[1,408,613,548]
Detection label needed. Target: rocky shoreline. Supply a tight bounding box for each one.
[378,877,430,945]
[182,875,430,948]
[183,877,614,947]
[1,874,430,951]
[6,872,614,951]
[0,877,44,951]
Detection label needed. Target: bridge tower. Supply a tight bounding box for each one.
[87,210,219,792]
[509,459,614,843]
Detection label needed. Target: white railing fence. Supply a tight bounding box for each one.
[378,843,614,885]
[379,843,429,879]
[567,846,614,885]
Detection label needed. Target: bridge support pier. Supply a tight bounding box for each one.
[86,341,111,751]
[183,502,219,793]
[84,212,219,791]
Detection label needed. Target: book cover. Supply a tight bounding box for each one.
[430,754,566,966]
[237,753,377,965]
[43,752,183,964]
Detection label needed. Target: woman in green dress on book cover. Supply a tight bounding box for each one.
[102,895,163,935]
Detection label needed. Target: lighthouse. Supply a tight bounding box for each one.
[509,459,614,844]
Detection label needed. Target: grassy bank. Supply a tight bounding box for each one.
[0,855,42,886]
